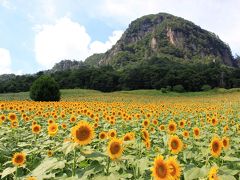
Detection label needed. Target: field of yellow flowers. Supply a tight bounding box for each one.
[0,91,239,180]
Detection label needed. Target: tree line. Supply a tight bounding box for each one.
[0,56,240,93]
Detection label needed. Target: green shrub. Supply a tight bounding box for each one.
[172,84,185,93]
[201,84,211,91]
[166,86,172,91]
[30,75,61,101]
[161,88,167,93]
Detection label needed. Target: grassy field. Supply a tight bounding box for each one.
[1,88,240,101]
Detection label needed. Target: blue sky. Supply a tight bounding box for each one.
[0,0,239,75]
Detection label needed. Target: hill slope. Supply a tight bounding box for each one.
[97,13,235,67]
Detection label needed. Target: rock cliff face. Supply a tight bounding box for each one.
[50,60,85,73]
[98,13,236,67]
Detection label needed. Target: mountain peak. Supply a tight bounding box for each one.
[98,13,235,67]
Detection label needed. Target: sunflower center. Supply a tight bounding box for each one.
[194,130,199,136]
[76,127,90,141]
[34,127,40,132]
[169,125,174,131]
[156,163,167,178]
[223,139,227,147]
[124,136,131,141]
[110,132,115,137]
[110,142,121,154]
[100,134,105,139]
[15,155,24,163]
[171,140,178,149]
[212,142,219,152]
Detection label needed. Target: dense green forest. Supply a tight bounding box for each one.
[1,56,240,93]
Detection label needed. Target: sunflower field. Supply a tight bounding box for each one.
[0,92,240,180]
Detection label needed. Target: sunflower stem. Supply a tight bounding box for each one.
[106,157,111,175]
[72,148,76,177]
[15,166,18,180]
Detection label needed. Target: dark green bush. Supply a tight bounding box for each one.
[201,84,212,91]
[172,84,185,93]
[161,88,167,93]
[30,75,61,101]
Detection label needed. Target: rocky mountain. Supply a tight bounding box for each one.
[49,60,86,73]
[96,13,236,68]
[0,74,16,82]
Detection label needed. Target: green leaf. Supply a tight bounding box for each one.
[1,167,16,179]
[30,157,65,179]
[184,167,201,180]
[220,166,239,176]
[218,175,236,180]
[221,156,240,162]
[61,142,76,155]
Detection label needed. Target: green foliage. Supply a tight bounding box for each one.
[84,53,103,67]
[172,84,185,93]
[160,88,167,93]
[30,75,61,101]
[201,84,212,91]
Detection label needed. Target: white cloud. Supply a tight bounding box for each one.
[34,17,123,68]
[0,0,16,10]
[34,17,91,68]
[89,30,123,54]
[0,48,12,74]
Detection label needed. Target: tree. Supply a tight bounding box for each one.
[30,75,61,101]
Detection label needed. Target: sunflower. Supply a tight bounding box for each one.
[11,120,18,128]
[208,166,219,180]
[179,119,185,128]
[47,150,53,157]
[99,131,108,140]
[71,121,94,145]
[167,157,181,179]
[8,113,17,121]
[158,125,165,131]
[168,121,177,134]
[222,136,230,149]
[223,125,229,133]
[70,115,77,123]
[210,136,222,157]
[32,124,41,134]
[141,129,149,140]
[48,119,55,124]
[151,155,173,180]
[193,127,200,138]
[142,119,150,128]
[0,114,6,121]
[144,139,151,150]
[168,135,183,154]
[26,176,37,180]
[182,130,189,138]
[12,152,26,167]
[123,132,133,141]
[211,117,218,126]
[61,123,67,129]
[107,138,123,160]
[152,119,158,126]
[108,129,117,138]
[48,123,58,136]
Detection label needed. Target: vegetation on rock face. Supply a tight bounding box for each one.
[30,75,61,101]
